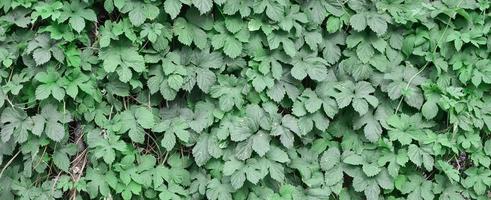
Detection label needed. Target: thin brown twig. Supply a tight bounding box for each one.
[0,151,21,179]
[70,150,87,200]
[69,148,88,165]
[50,171,62,197]
[33,145,48,169]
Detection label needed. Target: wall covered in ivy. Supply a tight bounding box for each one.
[1,0,491,199]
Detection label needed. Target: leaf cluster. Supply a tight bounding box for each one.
[1,0,491,199]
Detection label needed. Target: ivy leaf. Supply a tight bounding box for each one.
[421,101,438,120]
[3,1,491,199]
[396,174,434,200]
[253,0,285,22]
[407,144,434,171]
[378,149,408,177]
[293,89,323,115]
[350,13,367,32]
[2,8,31,28]
[0,108,33,143]
[320,147,342,181]
[173,17,208,49]
[350,12,388,36]
[86,165,117,198]
[35,68,65,101]
[116,108,148,144]
[99,41,145,83]
[53,144,77,172]
[192,133,222,166]
[291,51,328,81]
[164,0,183,19]
[153,118,190,151]
[135,107,155,129]
[33,104,71,142]
[270,114,299,148]
[206,179,233,200]
[189,101,215,133]
[267,32,297,57]
[278,5,308,32]
[470,59,491,87]
[210,75,245,112]
[245,67,275,92]
[26,34,65,65]
[354,109,382,142]
[356,41,374,63]
[60,69,101,102]
[387,114,432,145]
[223,36,242,58]
[33,48,51,66]
[437,160,460,183]
[333,81,378,115]
[58,0,97,32]
[350,169,393,200]
[87,129,128,165]
[367,14,388,36]
[193,0,213,14]
[120,1,160,26]
[384,64,426,109]
[251,132,271,157]
[321,32,344,65]
[462,167,491,195]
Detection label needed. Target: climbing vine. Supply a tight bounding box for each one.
[1,0,491,199]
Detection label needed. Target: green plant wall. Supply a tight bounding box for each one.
[1,0,491,199]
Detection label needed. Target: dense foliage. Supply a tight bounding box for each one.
[1,0,491,199]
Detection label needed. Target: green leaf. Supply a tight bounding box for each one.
[33,48,51,65]
[408,144,434,171]
[387,114,430,145]
[88,130,127,165]
[193,0,213,14]
[118,109,147,144]
[333,81,378,115]
[326,16,341,33]
[356,42,374,63]
[350,13,367,32]
[161,132,176,151]
[100,41,145,82]
[421,101,438,119]
[135,107,155,129]
[126,2,160,26]
[343,154,364,165]
[354,110,382,142]
[32,104,71,142]
[59,1,97,32]
[189,101,215,132]
[206,179,233,200]
[53,144,77,172]
[384,65,426,109]
[437,160,460,183]
[223,36,242,58]
[193,133,221,166]
[35,68,66,101]
[252,132,270,157]
[154,118,190,151]
[173,17,208,49]
[291,51,328,81]
[396,174,434,200]
[86,166,116,198]
[164,0,182,19]
[1,108,33,143]
[367,14,388,36]
[462,167,491,195]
